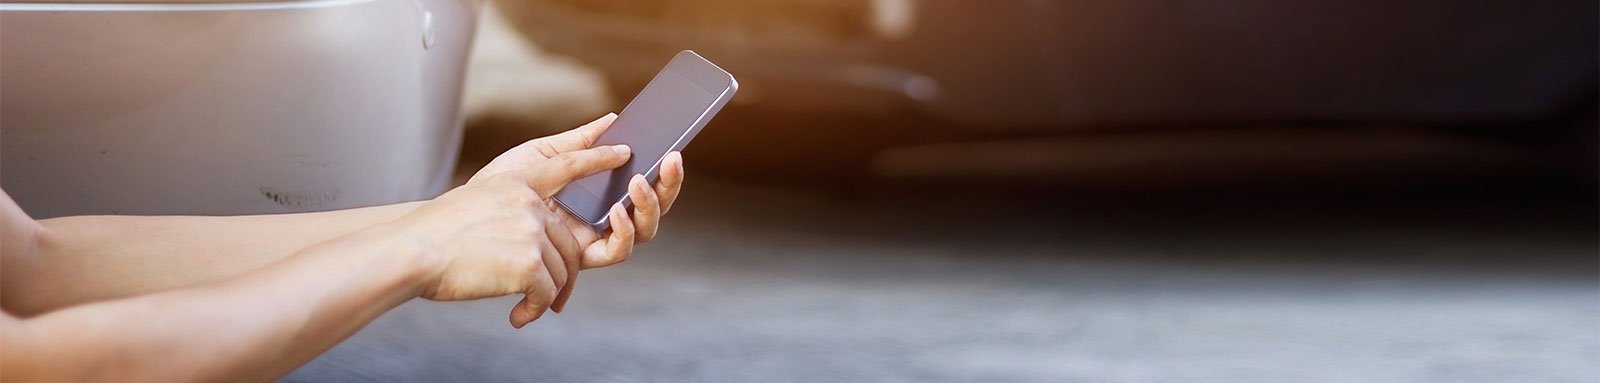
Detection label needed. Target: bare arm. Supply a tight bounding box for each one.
[1,201,422,316]
[0,225,430,382]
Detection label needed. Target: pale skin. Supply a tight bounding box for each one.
[0,114,686,382]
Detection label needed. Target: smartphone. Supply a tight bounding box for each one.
[554,50,738,230]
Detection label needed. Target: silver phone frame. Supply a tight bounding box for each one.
[553,50,738,230]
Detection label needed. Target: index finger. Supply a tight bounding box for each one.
[521,144,632,198]
[533,113,617,154]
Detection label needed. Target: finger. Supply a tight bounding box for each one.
[628,174,662,244]
[522,144,632,199]
[605,204,639,266]
[551,272,580,314]
[655,151,686,215]
[545,214,583,279]
[529,113,618,156]
[510,254,561,328]
[544,215,583,313]
[582,203,635,269]
[561,212,602,244]
[537,237,569,294]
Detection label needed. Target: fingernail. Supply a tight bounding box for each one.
[632,174,647,189]
[611,145,631,156]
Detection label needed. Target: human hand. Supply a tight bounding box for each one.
[470,113,687,312]
[397,140,631,328]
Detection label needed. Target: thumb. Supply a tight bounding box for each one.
[509,295,547,328]
[523,144,632,198]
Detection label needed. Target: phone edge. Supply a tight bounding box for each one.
[574,50,739,231]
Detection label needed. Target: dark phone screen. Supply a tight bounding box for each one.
[563,67,715,221]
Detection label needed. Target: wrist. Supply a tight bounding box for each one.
[391,229,441,299]
[339,224,439,299]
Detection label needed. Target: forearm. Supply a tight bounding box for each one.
[2,226,433,382]
[3,202,423,315]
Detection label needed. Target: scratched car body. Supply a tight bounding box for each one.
[0,0,485,218]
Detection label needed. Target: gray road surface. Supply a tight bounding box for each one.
[288,176,1598,383]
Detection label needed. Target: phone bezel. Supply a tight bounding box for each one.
[553,50,738,230]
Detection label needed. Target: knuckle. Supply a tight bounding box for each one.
[638,194,658,210]
[500,187,535,206]
[611,247,633,264]
[532,140,560,158]
[525,215,545,232]
[511,193,535,208]
[554,154,580,170]
[517,257,543,276]
[643,189,661,204]
[528,195,551,209]
[538,285,558,303]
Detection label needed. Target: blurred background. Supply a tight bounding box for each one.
[294,1,1596,382]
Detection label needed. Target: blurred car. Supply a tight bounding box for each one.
[496,0,1596,179]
